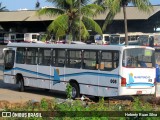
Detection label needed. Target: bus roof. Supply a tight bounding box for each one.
[7,43,155,51]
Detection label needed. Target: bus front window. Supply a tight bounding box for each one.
[122,48,155,68]
[110,35,120,44]
[138,35,149,46]
[104,36,109,42]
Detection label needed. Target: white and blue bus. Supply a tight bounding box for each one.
[3,43,156,99]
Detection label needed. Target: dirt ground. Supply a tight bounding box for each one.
[0,70,66,107]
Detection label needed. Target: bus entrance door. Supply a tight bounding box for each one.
[3,48,15,83]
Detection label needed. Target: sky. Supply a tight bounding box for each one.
[0,0,160,11]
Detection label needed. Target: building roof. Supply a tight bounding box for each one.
[0,10,56,22]
[94,5,160,20]
[0,6,160,22]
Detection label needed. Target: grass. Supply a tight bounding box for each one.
[1,96,160,120]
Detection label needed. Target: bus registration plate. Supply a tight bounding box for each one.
[136,91,142,94]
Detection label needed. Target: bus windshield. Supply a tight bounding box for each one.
[138,35,149,45]
[94,35,102,40]
[110,35,120,44]
[104,36,109,42]
[122,48,155,68]
[120,37,125,44]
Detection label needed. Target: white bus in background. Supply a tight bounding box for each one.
[138,33,154,47]
[24,33,40,43]
[110,32,144,45]
[94,34,110,45]
[94,34,103,44]
[3,43,155,99]
[4,33,24,44]
[109,34,123,45]
[152,33,160,47]
[102,34,110,45]
[128,32,143,45]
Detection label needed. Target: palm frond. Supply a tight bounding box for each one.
[81,4,104,17]
[47,0,70,9]
[37,7,64,16]
[82,16,102,35]
[102,11,116,31]
[55,28,66,38]
[46,0,63,6]
[80,21,90,40]
[72,19,89,40]
[81,0,90,5]
[0,2,6,11]
[48,14,69,38]
[104,0,121,14]
[80,6,95,17]
[66,0,73,6]
[131,0,153,12]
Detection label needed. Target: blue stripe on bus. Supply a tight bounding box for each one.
[4,67,154,87]
[4,67,120,79]
[126,83,154,87]
[63,72,120,78]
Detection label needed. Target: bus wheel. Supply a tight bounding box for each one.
[45,89,50,92]
[70,83,80,99]
[18,77,25,92]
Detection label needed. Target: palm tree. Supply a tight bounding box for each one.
[35,0,40,9]
[0,2,6,11]
[95,0,152,45]
[37,0,103,42]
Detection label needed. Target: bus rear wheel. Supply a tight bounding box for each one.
[18,77,25,92]
[70,83,80,99]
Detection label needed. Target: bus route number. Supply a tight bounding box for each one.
[110,79,117,84]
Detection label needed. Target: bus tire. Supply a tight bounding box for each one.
[45,89,50,92]
[70,83,80,99]
[18,77,25,92]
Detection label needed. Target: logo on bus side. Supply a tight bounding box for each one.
[53,69,60,85]
[128,73,151,84]
[134,76,150,79]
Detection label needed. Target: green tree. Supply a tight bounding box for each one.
[0,2,6,11]
[95,0,152,45]
[37,0,103,41]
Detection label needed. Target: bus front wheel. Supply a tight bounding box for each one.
[18,77,25,92]
[70,83,80,99]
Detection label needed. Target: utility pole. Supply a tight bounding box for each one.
[79,0,81,42]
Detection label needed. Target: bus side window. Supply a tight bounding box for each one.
[66,50,82,68]
[55,49,65,67]
[100,51,119,71]
[16,47,25,64]
[26,48,38,65]
[83,50,98,70]
[39,48,51,66]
